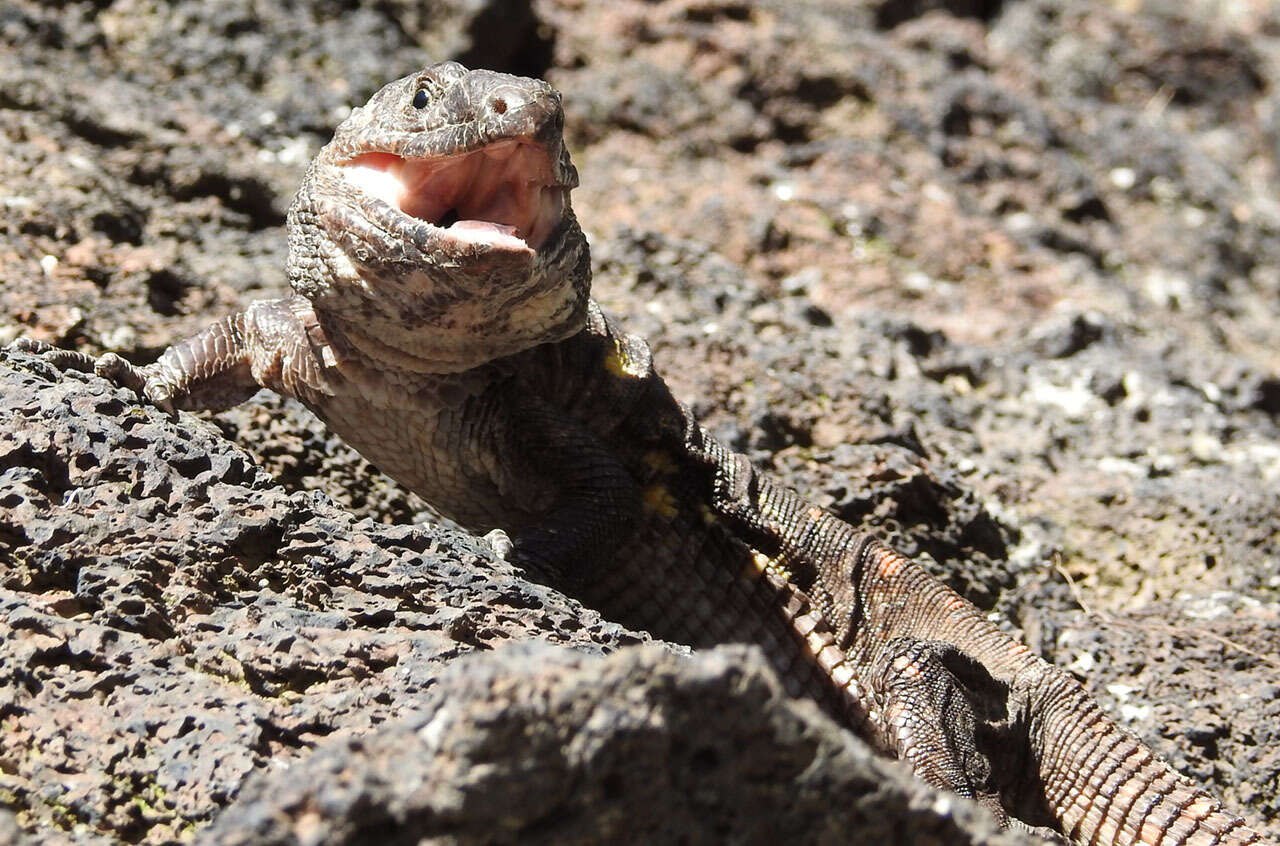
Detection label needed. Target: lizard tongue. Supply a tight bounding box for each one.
[446,219,527,250]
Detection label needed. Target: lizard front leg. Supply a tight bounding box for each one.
[870,636,1013,824]
[8,295,332,413]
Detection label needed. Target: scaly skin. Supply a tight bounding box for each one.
[13,63,1266,845]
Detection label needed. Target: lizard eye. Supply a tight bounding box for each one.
[412,89,429,109]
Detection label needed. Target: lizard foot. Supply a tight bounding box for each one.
[481,527,571,586]
[6,339,175,413]
[94,352,175,413]
[871,637,1025,829]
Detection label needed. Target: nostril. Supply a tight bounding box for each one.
[491,97,507,115]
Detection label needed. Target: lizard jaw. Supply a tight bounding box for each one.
[341,140,568,254]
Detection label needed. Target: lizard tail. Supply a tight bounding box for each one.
[849,541,1264,846]
[1028,671,1263,846]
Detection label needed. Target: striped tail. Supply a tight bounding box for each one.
[1030,672,1262,845]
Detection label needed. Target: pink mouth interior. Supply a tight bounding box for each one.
[342,141,566,251]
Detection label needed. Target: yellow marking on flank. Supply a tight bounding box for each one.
[642,484,679,519]
[746,550,793,582]
[604,345,645,379]
[643,449,678,475]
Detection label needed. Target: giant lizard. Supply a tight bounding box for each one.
[12,63,1265,845]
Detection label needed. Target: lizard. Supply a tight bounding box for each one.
[11,62,1265,845]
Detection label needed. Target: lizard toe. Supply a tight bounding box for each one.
[95,354,176,414]
[7,338,98,373]
[6,337,52,354]
[483,528,515,560]
[96,352,148,396]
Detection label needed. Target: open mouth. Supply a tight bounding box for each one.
[341,140,568,252]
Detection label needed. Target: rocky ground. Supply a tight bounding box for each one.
[1,0,1277,843]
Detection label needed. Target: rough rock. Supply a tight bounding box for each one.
[205,643,1035,845]
[0,351,649,842]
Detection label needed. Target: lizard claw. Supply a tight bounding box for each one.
[483,528,515,560]
[95,352,147,395]
[95,353,176,414]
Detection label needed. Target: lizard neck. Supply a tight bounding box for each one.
[309,270,590,376]
[319,310,475,376]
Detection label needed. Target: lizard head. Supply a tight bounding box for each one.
[287,62,590,373]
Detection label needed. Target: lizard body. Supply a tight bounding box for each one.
[15,63,1265,845]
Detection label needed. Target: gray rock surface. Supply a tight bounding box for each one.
[205,643,1034,846]
[0,351,651,842]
